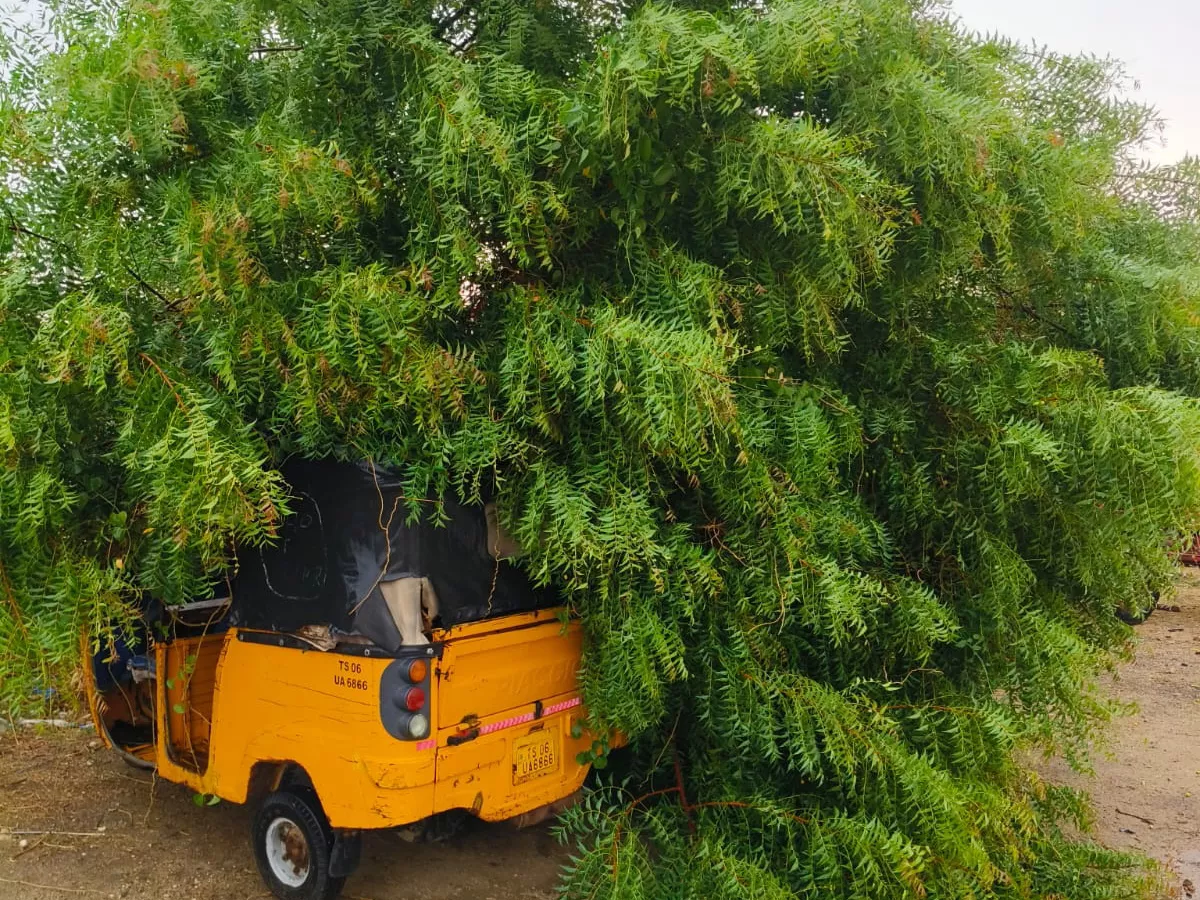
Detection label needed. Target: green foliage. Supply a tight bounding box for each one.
[2,1,1198,897]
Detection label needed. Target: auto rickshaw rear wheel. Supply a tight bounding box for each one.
[252,788,350,900]
[1116,586,1159,626]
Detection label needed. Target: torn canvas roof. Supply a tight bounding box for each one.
[228,459,556,651]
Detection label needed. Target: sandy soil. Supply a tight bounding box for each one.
[0,730,568,900]
[1038,567,1200,899]
[2,573,1199,900]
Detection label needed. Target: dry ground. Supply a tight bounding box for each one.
[1038,567,1200,898]
[0,733,568,900]
[2,573,1199,899]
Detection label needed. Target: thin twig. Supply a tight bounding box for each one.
[8,834,47,859]
[485,555,499,616]
[4,830,110,837]
[2,209,69,250]
[124,263,192,311]
[0,877,104,895]
[1116,169,1200,189]
[138,353,186,411]
[143,769,158,826]
[433,1,477,38]
[123,264,170,305]
[1115,808,1155,825]
[349,461,403,616]
[111,772,153,786]
[7,208,190,313]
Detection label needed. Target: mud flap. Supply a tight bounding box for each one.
[329,830,362,878]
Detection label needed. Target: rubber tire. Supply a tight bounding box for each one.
[1116,604,1153,626]
[1116,589,1159,626]
[252,789,345,900]
[119,751,157,772]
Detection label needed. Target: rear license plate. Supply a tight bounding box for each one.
[512,729,559,785]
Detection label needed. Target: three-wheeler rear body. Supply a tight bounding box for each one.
[86,608,598,829]
[84,605,615,899]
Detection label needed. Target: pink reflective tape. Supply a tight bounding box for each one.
[415,739,436,751]
[544,697,583,716]
[441,696,584,746]
[479,711,535,735]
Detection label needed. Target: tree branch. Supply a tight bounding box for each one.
[249,45,303,58]
[433,2,478,39]
[121,263,192,312]
[993,283,1079,342]
[138,353,186,411]
[123,264,169,305]
[3,209,69,251]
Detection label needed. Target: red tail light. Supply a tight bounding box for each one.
[402,687,426,712]
[380,652,436,742]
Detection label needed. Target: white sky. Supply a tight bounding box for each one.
[950,0,1199,164]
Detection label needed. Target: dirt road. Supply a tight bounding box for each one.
[2,573,1199,899]
[0,731,568,900]
[1039,568,1200,898]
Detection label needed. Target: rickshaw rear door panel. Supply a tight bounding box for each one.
[434,615,582,729]
[431,615,591,820]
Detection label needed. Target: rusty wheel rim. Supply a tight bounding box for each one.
[265,816,310,888]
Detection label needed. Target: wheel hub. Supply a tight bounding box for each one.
[265,816,310,887]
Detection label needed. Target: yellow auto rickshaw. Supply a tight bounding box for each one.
[83,459,612,900]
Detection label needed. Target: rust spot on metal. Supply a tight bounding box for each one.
[281,821,309,877]
[508,790,582,829]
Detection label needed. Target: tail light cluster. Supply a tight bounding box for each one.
[379,650,435,741]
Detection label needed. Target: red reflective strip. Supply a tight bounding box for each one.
[479,710,535,735]
[416,738,436,751]
[442,696,583,746]
[544,697,582,716]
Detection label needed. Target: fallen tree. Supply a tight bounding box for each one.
[3,1,1200,897]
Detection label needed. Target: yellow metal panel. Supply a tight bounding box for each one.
[203,632,437,830]
[433,688,594,822]
[84,608,610,833]
[79,632,112,750]
[154,641,206,795]
[436,617,582,729]
[431,607,565,642]
[162,636,223,773]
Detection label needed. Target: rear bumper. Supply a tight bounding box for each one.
[433,691,594,823]
[309,692,594,830]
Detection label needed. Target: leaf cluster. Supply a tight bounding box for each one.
[3,2,1199,898]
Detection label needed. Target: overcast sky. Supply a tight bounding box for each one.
[950,0,1198,163]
